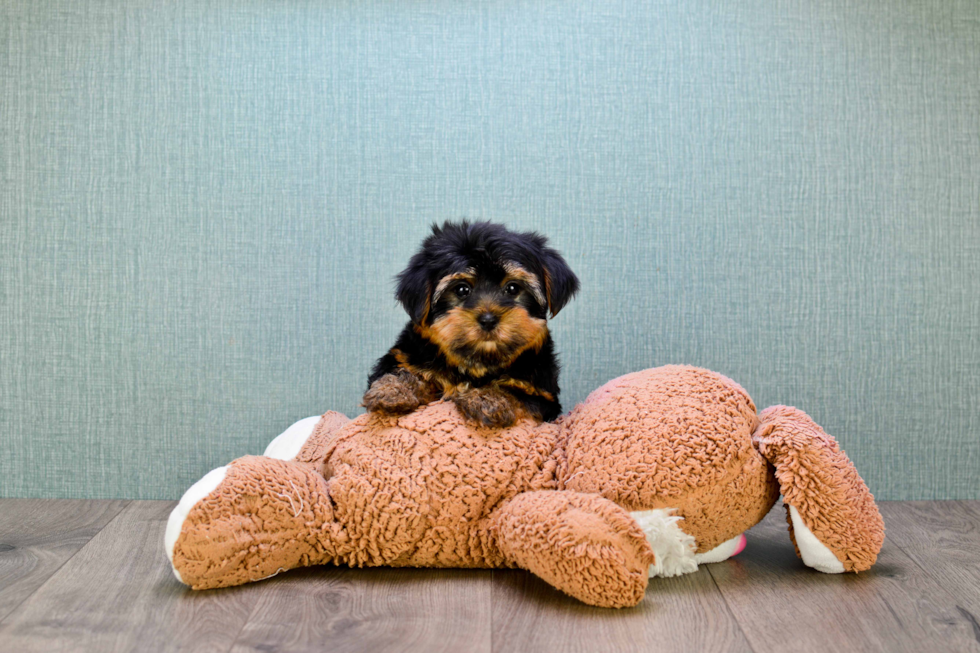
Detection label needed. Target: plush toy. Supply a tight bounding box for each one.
[164,365,884,608]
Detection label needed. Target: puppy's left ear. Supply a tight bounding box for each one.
[540,247,579,317]
[395,253,432,325]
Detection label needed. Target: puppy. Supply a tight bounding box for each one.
[363,220,579,427]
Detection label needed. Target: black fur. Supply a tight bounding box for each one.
[395,221,580,323]
[368,220,578,424]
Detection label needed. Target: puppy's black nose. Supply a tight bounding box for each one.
[477,312,499,331]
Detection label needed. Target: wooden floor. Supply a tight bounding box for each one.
[0,500,978,652]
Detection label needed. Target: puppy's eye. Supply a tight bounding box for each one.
[503,282,521,296]
[454,283,471,299]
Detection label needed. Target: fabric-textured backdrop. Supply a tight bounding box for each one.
[2,0,978,500]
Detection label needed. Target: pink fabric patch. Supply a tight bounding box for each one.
[732,534,747,557]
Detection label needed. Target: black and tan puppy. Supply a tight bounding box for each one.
[363,221,579,427]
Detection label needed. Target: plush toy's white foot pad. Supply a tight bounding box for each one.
[165,465,228,583]
[788,504,845,573]
[263,415,322,461]
[630,508,699,578]
[694,533,747,565]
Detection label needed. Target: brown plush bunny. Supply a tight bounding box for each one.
[165,365,884,608]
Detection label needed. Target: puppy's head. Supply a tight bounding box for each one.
[396,221,579,376]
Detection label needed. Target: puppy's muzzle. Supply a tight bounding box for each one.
[477,312,499,331]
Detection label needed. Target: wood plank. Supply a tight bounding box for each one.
[230,567,492,653]
[878,501,980,616]
[490,567,751,653]
[0,501,263,653]
[709,502,980,653]
[0,499,128,623]
[1,499,977,652]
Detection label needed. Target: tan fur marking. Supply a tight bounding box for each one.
[417,311,492,377]
[391,348,411,367]
[393,346,551,419]
[495,307,548,358]
[433,269,477,303]
[502,263,546,306]
[419,306,548,378]
[493,377,556,403]
[542,268,554,315]
[391,349,457,397]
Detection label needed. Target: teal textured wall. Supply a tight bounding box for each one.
[2,1,978,500]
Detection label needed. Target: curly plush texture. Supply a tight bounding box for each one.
[490,491,656,608]
[753,405,885,572]
[168,365,885,607]
[172,456,339,589]
[558,366,780,552]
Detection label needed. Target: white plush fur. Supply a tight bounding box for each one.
[789,504,845,573]
[630,508,699,578]
[263,415,322,461]
[165,465,228,583]
[694,534,745,565]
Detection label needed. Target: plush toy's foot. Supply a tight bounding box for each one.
[630,508,697,578]
[787,504,844,573]
[629,509,747,578]
[264,415,322,460]
[165,466,229,583]
[166,456,341,589]
[491,491,655,608]
[754,406,885,573]
[264,411,350,464]
[694,533,747,565]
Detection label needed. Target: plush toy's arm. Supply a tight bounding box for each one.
[167,456,345,589]
[488,491,655,608]
[753,405,885,573]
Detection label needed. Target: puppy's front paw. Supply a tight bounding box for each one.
[362,371,430,415]
[453,388,519,428]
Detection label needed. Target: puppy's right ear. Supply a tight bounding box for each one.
[395,253,432,325]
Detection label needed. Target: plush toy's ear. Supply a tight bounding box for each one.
[395,254,432,325]
[540,247,579,317]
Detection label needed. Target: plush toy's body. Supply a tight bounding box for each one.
[166,365,884,608]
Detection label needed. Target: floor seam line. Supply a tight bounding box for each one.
[0,499,131,629]
[224,585,267,653]
[705,564,759,653]
[884,526,980,623]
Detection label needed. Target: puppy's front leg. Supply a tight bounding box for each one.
[452,386,523,428]
[362,369,437,415]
